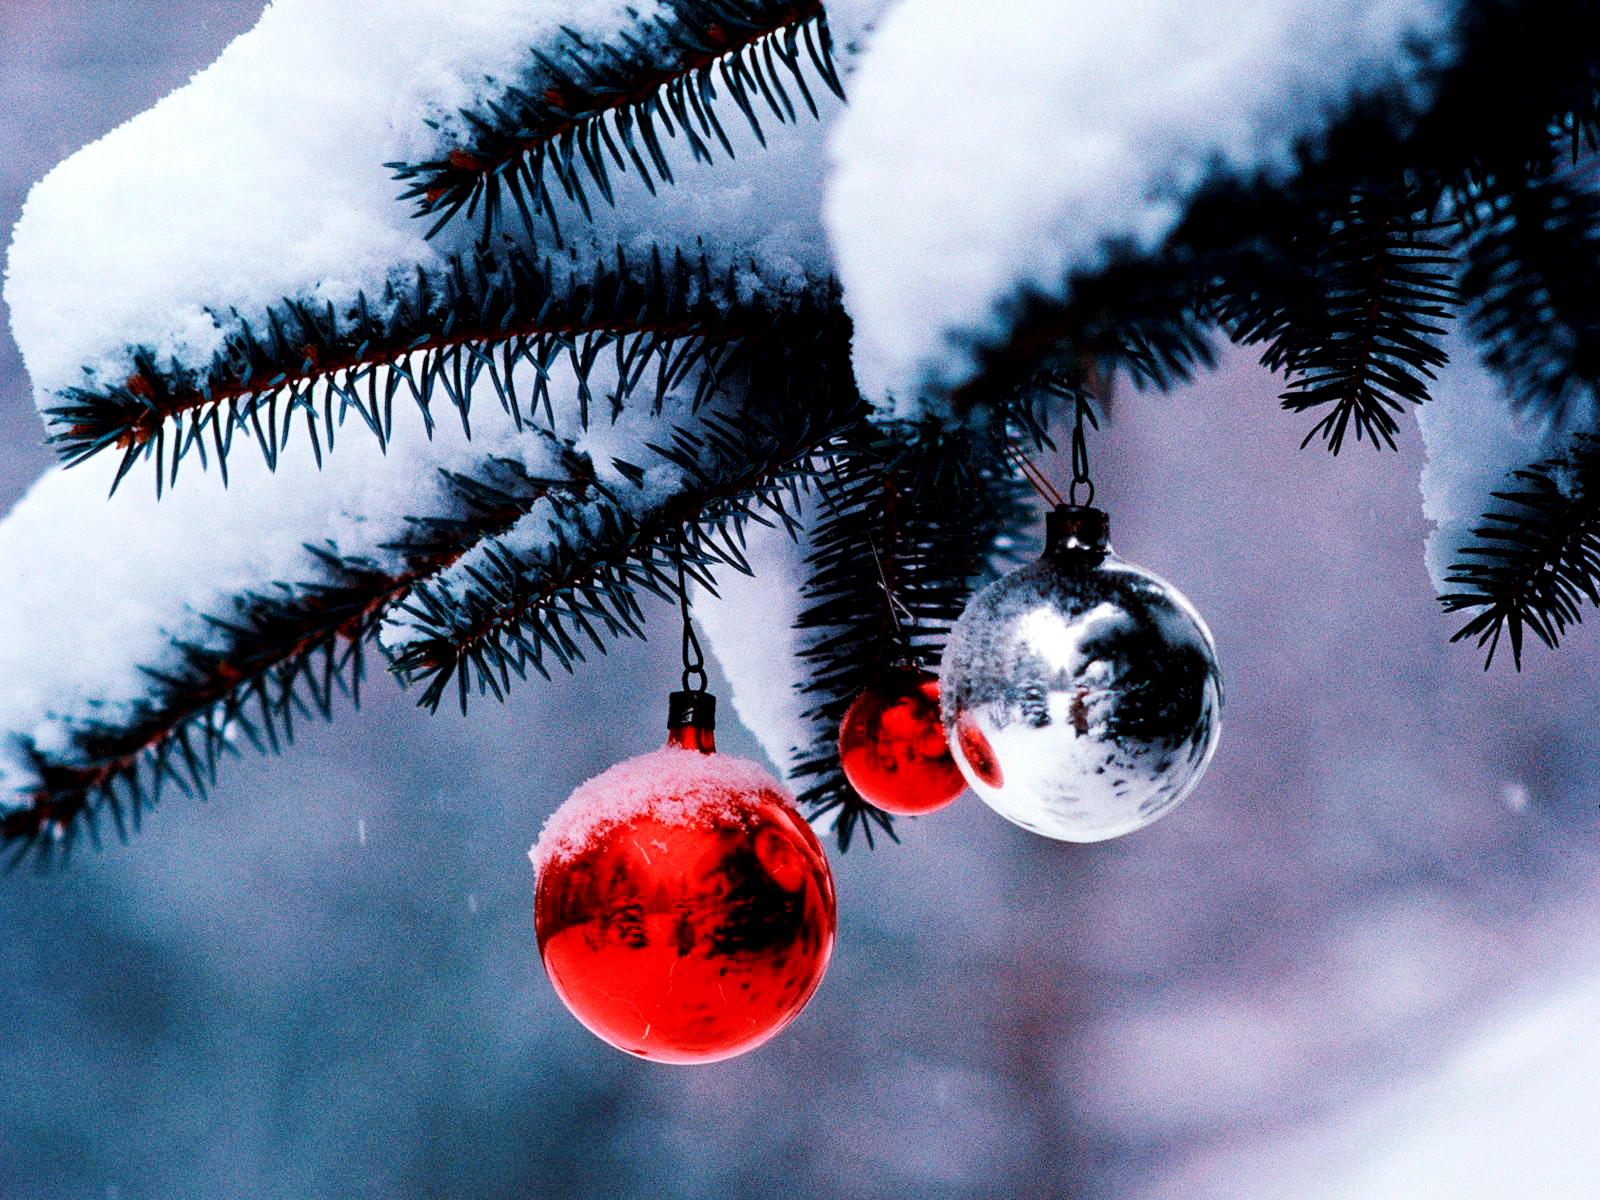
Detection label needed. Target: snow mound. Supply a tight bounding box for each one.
[1417,344,1570,594]
[529,746,793,871]
[0,370,564,804]
[3,0,644,404]
[3,0,887,416]
[0,0,879,802]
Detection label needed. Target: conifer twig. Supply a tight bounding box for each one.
[1441,436,1600,669]
[389,0,841,241]
[3,451,591,863]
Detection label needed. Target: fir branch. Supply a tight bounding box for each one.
[387,311,863,711]
[1258,187,1457,453]
[3,449,591,864]
[1403,0,1600,189]
[45,247,811,492]
[947,271,1216,416]
[388,0,841,241]
[1456,168,1600,417]
[788,406,1035,851]
[1441,434,1600,669]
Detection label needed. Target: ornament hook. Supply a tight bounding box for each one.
[1068,387,1098,508]
[675,538,709,695]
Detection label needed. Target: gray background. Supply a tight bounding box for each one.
[4,6,1599,1198]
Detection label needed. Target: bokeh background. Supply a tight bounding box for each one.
[4,6,1600,1198]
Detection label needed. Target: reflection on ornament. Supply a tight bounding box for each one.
[532,692,836,1064]
[838,667,966,815]
[940,505,1222,842]
[953,714,1003,790]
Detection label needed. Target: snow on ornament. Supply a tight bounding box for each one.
[838,665,965,815]
[531,690,836,1064]
[940,505,1222,842]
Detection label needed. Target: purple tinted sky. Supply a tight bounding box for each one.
[3,6,1600,1199]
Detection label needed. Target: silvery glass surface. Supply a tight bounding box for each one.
[940,539,1222,842]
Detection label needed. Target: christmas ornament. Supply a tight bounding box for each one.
[941,503,1222,841]
[532,690,836,1064]
[838,666,965,814]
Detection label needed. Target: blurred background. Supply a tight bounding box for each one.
[3,5,1600,1198]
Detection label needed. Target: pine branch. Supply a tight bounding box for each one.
[1456,167,1600,417]
[45,247,810,493]
[788,402,1037,851]
[913,0,1599,438]
[1404,0,1600,189]
[388,0,841,242]
[946,266,1216,417]
[386,310,863,711]
[3,448,591,864]
[1441,434,1600,670]
[1260,187,1457,453]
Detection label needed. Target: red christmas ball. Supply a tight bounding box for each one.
[532,738,835,1064]
[838,666,966,815]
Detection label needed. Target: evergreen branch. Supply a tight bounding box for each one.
[927,2,1592,433]
[1249,187,1457,453]
[1404,0,1600,191]
[386,311,863,711]
[2,449,590,863]
[388,0,841,242]
[45,247,809,493]
[787,410,1033,851]
[1456,168,1600,418]
[1440,434,1600,669]
[946,261,1217,416]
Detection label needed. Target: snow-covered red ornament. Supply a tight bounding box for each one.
[940,505,1222,842]
[838,666,965,814]
[531,691,836,1064]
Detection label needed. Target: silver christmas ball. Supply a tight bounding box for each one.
[940,506,1221,842]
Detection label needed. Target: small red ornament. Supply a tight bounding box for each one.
[838,666,966,815]
[532,691,835,1064]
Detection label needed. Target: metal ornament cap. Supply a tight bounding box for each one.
[667,689,717,752]
[939,506,1222,842]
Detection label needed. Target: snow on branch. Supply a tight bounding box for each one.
[4,0,654,417]
[382,308,864,711]
[692,493,817,782]
[0,0,891,850]
[824,0,1460,414]
[46,247,801,494]
[6,0,847,458]
[390,0,844,241]
[0,378,586,851]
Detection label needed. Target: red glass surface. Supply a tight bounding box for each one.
[838,668,966,815]
[955,713,1004,790]
[535,788,835,1064]
[667,722,716,753]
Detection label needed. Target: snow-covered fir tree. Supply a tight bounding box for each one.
[2,0,1598,860]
